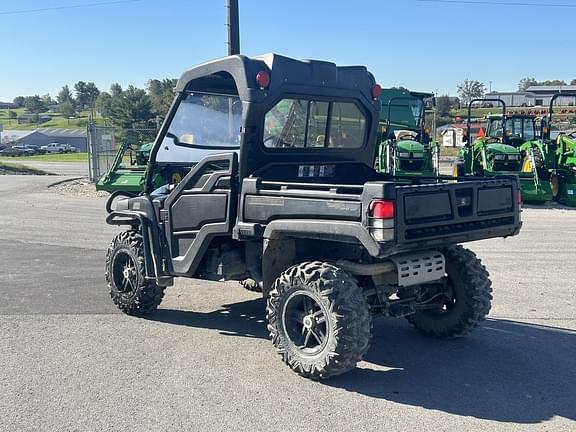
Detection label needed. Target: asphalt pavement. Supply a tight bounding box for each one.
[0,175,575,432]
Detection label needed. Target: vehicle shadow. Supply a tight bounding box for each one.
[146,303,576,424]
[145,298,269,339]
[329,318,576,424]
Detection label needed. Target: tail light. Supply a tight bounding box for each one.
[517,190,523,205]
[370,200,395,219]
[368,200,395,242]
[256,71,270,89]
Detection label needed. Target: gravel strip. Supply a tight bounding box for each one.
[49,178,109,198]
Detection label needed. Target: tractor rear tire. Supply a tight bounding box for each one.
[406,245,492,338]
[266,261,371,380]
[551,174,562,201]
[105,230,165,316]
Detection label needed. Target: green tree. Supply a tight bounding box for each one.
[95,92,113,118]
[541,80,566,86]
[110,85,154,128]
[57,85,74,104]
[457,79,486,105]
[74,81,100,110]
[41,94,53,106]
[13,96,25,108]
[571,79,576,86]
[24,95,47,114]
[59,101,76,120]
[147,78,177,117]
[110,83,123,97]
[518,77,538,91]
[436,95,452,117]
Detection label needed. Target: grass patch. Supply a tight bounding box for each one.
[0,109,108,130]
[0,152,88,162]
[0,161,53,175]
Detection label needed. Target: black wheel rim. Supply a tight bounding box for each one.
[282,290,328,355]
[419,280,457,316]
[112,250,138,296]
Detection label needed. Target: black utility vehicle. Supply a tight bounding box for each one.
[105,54,522,379]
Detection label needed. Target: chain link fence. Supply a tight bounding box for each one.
[87,123,158,181]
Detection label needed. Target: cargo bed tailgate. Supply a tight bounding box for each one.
[395,178,521,244]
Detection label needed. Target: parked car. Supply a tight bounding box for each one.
[23,145,45,155]
[0,147,27,157]
[12,145,40,155]
[40,143,68,153]
[62,144,79,153]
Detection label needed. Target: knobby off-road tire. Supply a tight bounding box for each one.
[266,261,371,380]
[105,230,165,316]
[406,245,492,338]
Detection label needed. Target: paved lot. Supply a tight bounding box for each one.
[1,175,575,431]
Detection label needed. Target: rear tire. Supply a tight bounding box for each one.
[551,173,562,201]
[406,245,492,338]
[105,230,165,315]
[267,261,371,380]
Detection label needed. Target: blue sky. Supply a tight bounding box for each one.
[1,0,575,101]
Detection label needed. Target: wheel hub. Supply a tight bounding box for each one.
[123,266,134,279]
[303,314,316,330]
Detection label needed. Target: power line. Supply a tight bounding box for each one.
[416,0,576,7]
[0,0,144,16]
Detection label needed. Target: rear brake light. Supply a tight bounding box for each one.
[370,200,395,219]
[517,190,522,205]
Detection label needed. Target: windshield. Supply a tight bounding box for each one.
[505,118,536,140]
[487,118,504,138]
[386,97,424,129]
[263,99,366,149]
[156,92,242,163]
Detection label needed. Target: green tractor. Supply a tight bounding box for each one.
[96,141,154,194]
[543,92,576,206]
[454,98,552,203]
[376,88,439,177]
[484,112,554,203]
[96,141,168,212]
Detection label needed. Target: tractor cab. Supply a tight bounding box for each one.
[376,88,439,177]
[486,114,539,147]
[462,100,522,174]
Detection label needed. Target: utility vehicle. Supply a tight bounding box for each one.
[542,92,576,206]
[105,54,522,379]
[376,88,439,177]
[454,99,552,203]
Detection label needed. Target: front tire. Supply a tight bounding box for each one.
[105,230,165,315]
[267,261,371,380]
[406,245,492,338]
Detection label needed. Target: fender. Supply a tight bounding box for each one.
[106,199,173,287]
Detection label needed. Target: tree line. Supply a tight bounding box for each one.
[11,78,177,129]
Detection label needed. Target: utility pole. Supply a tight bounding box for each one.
[227,0,240,55]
